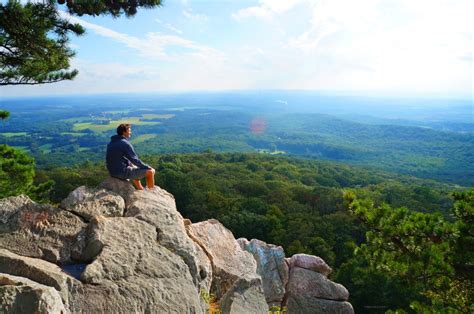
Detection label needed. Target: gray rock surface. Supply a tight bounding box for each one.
[183,219,213,296]
[0,273,66,314]
[237,238,289,307]
[287,267,349,301]
[0,195,31,225]
[187,219,263,302]
[60,185,125,221]
[0,248,79,308]
[0,181,354,313]
[0,196,86,264]
[99,178,205,288]
[219,277,268,314]
[75,216,203,313]
[289,253,332,277]
[285,266,353,314]
[286,297,354,314]
[97,177,137,205]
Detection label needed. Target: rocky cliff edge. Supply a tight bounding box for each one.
[0,178,353,314]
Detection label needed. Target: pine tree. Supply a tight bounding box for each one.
[0,0,161,86]
[345,189,473,312]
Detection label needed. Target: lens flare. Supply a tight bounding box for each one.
[250,118,266,134]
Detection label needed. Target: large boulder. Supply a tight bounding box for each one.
[0,196,86,264]
[99,178,206,289]
[286,297,354,314]
[187,219,266,312]
[60,186,125,221]
[0,273,66,314]
[288,253,332,277]
[237,238,289,307]
[0,248,80,309]
[97,177,137,205]
[75,216,202,313]
[285,266,353,314]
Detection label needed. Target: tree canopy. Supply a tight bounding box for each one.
[346,189,473,312]
[0,0,161,86]
[0,110,9,119]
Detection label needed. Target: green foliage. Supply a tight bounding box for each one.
[0,110,9,119]
[450,191,474,311]
[0,0,161,86]
[0,0,84,85]
[335,255,417,312]
[268,305,287,313]
[0,144,34,197]
[346,190,474,312]
[0,144,53,202]
[60,0,162,17]
[35,161,108,203]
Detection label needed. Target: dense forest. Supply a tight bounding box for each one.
[1,98,473,186]
[2,146,471,312]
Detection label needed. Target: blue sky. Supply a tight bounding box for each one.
[2,0,473,98]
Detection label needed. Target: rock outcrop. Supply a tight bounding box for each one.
[238,239,354,313]
[60,186,125,222]
[0,178,353,313]
[0,196,85,264]
[0,273,66,314]
[186,220,268,313]
[237,238,288,308]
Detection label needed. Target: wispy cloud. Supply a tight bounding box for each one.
[6,1,471,97]
[164,23,183,35]
[61,12,220,61]
[232,0,304,21]
[182,9,208,22]
[155,18,183,34]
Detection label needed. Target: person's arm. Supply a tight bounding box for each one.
[122,141,150,169]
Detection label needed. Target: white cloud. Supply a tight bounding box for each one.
[182,9,208,22]
[232,0,305,20]
[278,0,474,95]
[155,18,183,35]
[164,23,183,35]
[61,12,221,61]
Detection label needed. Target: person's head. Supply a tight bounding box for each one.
[117,123,132,138]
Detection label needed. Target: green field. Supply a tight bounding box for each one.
[103,110,131,114]
[61,116,91,123]
[73,117,160,132]
[141,114,175,120]
[60,132,88,137]
[1,132,28,137]
[257,148,286,155]
[131,134,157,144]
[39,144,53,154]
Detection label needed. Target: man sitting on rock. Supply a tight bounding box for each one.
[106,123,155,190]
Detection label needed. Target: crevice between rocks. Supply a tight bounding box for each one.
[183,225,215,267]
[281,260,291,308]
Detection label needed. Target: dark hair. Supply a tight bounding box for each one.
[117,124,131,135]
